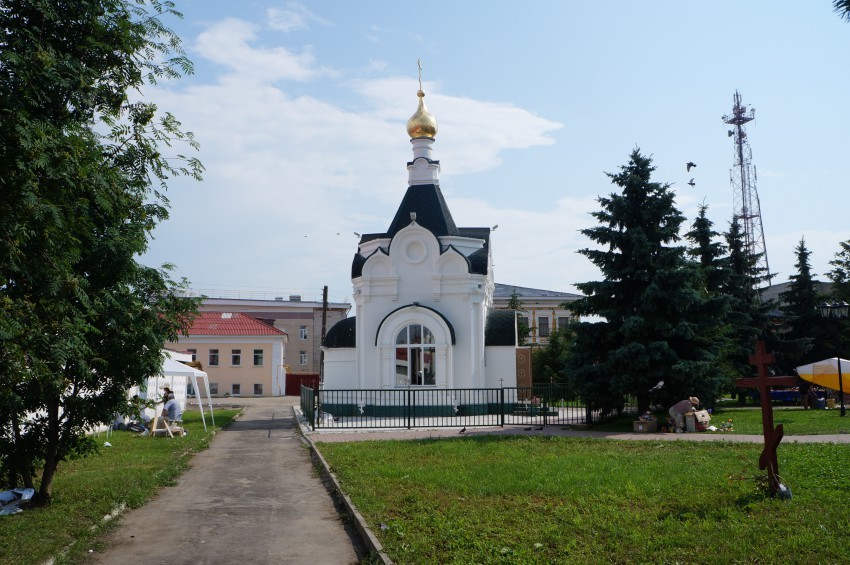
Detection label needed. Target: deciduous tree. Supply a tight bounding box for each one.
[0,0,202,504]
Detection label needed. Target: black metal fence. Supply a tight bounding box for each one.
[299,385,636,430]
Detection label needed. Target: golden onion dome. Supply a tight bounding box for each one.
[406,90,438,139]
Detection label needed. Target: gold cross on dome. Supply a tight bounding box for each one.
[417,58,423,91]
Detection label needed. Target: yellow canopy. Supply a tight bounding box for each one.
[796,358,850,392]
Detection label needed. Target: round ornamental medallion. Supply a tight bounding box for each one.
[405,240,427,263]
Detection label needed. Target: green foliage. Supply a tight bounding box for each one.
[777,238,832,369]
[0,0,202,503]
[684,204,739,392]
[531,326,575,386]
[319,436,850,563]
[505,288,530,345]
[568,150,726,413]
[720,217,773,378]
[835,0,850,22]
[825,239,850,354]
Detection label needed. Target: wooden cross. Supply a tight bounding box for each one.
[748,340,784,493]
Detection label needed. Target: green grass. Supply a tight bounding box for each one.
[593,405,850,435]
[318,436,850,564]
[0,409,240,565]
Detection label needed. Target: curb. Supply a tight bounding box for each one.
[293,407,394,565]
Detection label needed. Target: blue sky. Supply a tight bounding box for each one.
[142,1,850,303]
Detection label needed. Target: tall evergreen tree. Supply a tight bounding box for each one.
[778,238,831,369]
[685,205,737,391]
[532,325,575,387]
[686,204,728,294]
[567,149,724,413]
[828,239,850,303]
[0,0,202,503]
[825,239,850,360]
[720,216,772,379]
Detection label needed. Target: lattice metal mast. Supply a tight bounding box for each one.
[723,90,771,283]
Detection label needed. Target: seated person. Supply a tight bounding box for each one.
[160,392,183,434]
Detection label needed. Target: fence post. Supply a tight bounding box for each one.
[406,388,412,430]
[500,387,505,427]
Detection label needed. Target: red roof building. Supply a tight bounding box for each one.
[187,312,286,336]
[167,312,288,397]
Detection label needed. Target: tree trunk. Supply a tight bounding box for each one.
[33,399,61,506]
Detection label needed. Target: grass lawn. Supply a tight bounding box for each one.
[0,409,240,565]
[318,436,850,564]
[593,405,850,435]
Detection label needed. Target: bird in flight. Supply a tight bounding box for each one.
[688,178,696,187]
[686,161,697,172]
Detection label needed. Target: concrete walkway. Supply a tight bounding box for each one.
[89,398,363,565]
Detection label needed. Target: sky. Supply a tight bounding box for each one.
[141,1,850,305]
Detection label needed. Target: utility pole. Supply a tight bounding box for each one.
[319,285,328,384]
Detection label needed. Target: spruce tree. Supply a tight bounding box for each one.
[686,204,728,294]
[826,239,850,360]
[828,239,850,302]
[685,205,737,392]
[721,217,773,380]
[568,149,723,413]
[779,238,831,368]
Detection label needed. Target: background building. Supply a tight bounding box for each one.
[492,283,581,345]
[193,294,351,394]
[167,311,288,396]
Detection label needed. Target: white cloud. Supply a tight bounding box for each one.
[267,2,332,32]
[144,20,571,298]
[193,18,332,82]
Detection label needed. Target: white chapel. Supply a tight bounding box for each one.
[321,82,519,393]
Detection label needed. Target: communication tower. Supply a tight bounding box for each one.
[723,90,771,283]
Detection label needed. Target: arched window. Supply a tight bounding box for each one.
[395,324,436,386]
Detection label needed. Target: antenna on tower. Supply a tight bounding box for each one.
[723,90,771,287]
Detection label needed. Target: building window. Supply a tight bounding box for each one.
[299,325,308,340]
[299,351,307,365]
[395,324,436,387]
[209,349,219,366]
[557,317,570,331]
[538,317,550,338]
[187,348,197,362]
[253,383,263,396]
[209,382,219,395]
[231,349,241,366]
[231,383,241,396]
[253,349,263,366]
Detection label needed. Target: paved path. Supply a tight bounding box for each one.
[89,398,362,565]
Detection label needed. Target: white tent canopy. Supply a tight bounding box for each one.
[130,352,215,431]
[162,355,215,431]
